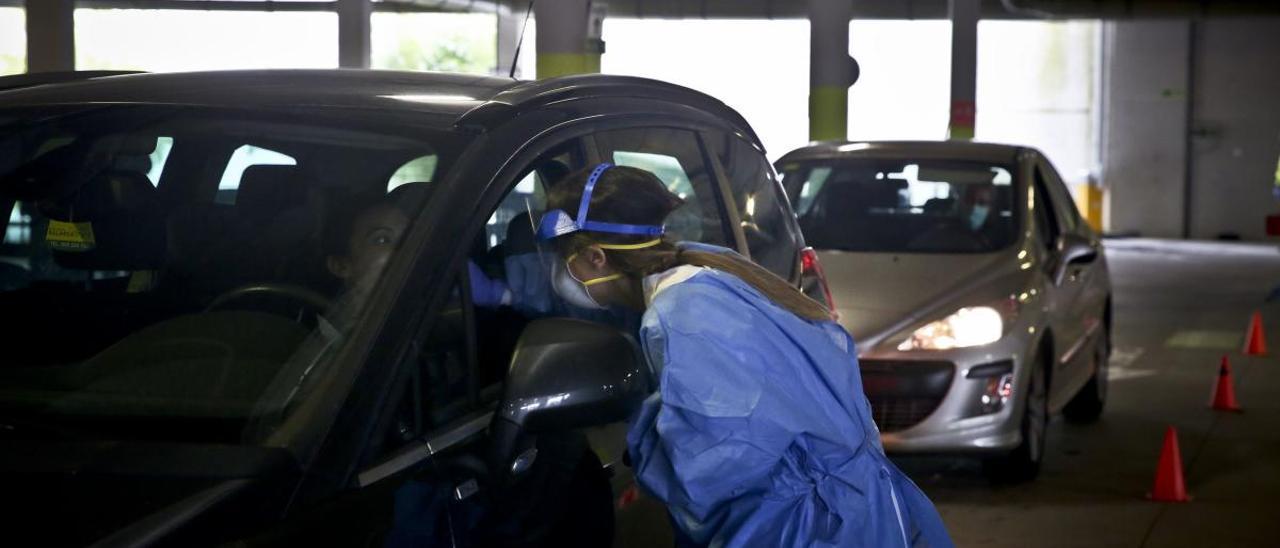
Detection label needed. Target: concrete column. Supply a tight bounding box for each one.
[496,3,525,77]
[948,0,979,140]
[1100,21,1191,238]
[534,0,603,79]
[337,0,372,69]
[808,0,854,142]
[1186,18,1280,240]
[26,0,76,73]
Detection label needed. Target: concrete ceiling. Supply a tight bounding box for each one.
[562,0,1280,19]
[10,0,1277,18]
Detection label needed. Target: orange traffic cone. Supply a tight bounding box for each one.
[1210,355,1243,412]
[1244,311,1267,356]
[1148,426,1191,502]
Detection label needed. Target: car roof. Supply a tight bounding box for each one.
[0,69,518,116]
[776,140,1027,165]
[0,70,764,148]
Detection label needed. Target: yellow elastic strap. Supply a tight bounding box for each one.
[597,238,663,251]
[569,239,661,287]
[582,273,624,287]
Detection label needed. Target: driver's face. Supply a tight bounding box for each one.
[328,204,410,293]
[966,186,993,209]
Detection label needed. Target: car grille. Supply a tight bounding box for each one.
[859,360,955,433]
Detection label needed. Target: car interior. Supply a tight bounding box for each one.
[793,162,1018,253]
[0,107,464,443]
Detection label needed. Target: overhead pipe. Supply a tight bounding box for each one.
[597,0,1034,20]
[62,0,508,14]
[1001,0,1280,18]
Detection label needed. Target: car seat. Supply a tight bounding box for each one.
[41,143,167,272]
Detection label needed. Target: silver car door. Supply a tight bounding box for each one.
[1035,159,1096,405]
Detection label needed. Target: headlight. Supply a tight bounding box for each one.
[898,306,1004,351]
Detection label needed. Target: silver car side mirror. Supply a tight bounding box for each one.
[1054,234,1097,284]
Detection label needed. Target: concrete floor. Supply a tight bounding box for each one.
[902,239,1280,547]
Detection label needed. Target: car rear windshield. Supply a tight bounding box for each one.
[0,104,467,447]
[780,158,1020,254]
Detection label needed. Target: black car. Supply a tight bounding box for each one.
[0,70,828,547]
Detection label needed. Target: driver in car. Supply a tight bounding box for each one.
[963,184,995,233]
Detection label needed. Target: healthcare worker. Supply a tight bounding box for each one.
[536,164,952,547]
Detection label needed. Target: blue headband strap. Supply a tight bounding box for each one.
[535,162,666,240]
[576,162,612,229]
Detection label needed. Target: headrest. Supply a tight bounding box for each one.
[46,171,165,271]
[115,135,160,156]
[923,197,956,214]
[386,181,433,217]
[504,211,536,255]
[237,165,305,216]
[39,170,157,221]
[536,159,572,186]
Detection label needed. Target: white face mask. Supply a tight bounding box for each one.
[552,260,608,310]
[969,204,990,230]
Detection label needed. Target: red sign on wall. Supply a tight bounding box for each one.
[1266,214,1280,236]
[950,100,976,128]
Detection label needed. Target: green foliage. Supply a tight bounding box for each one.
[378,34,494,73]
[0,53,23,76]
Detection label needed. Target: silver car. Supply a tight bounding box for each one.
[776,141,1111,482]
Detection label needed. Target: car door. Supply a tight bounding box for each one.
[1031,158,1093,408]
[1038,156,1106,398]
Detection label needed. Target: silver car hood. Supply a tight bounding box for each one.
[818,249,1025,348]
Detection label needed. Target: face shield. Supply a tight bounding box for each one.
[524,163,667,310]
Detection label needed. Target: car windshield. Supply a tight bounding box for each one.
[781,159,1019,253]
[0,104,466,449]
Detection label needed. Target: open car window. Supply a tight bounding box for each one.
[0,105,469,457]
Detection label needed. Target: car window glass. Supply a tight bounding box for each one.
[1038,162,1080,233]
[482,143,579,254]
[788,165,833,215]
[371,275,474,457]
[0,104,469,463]
[706,132,802,280]
[387,154,438,193]
[146,136,175,186]
[1032,175,1059,254]
[782,159,1017,254]
[216,144,297,205]
[593,128,730,246]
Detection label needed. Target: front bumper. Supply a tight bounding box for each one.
[859,332,1039,455]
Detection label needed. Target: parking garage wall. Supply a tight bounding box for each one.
[1103,18,1280,240]
[1187,18,1280,241]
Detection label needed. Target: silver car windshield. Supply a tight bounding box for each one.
[0,104,465,450]
[784,160,1019,253]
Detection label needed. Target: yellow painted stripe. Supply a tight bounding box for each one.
[948,124,975,141]
[536,53,601,79]
[809,86,847,142]
[1074,183,1104,232]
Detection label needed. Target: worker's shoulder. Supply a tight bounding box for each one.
[646,269,761,334]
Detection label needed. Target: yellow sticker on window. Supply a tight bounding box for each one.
[45,220,96,252]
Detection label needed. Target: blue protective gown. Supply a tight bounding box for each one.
[628,265,953,548]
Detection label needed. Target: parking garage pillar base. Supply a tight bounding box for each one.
[809,86,849,143]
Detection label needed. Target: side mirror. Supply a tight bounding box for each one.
[489,318,651,480]
[1054,234,1098,284]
